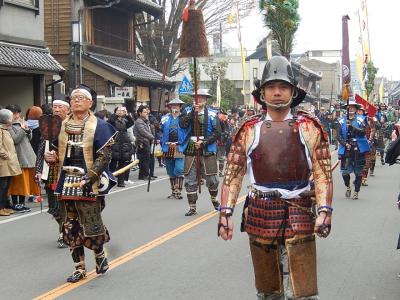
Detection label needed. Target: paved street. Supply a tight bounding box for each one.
[1,155,400,300]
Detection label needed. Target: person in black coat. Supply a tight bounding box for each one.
[108,106,134,187]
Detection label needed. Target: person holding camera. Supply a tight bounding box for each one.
[108,106,134,187]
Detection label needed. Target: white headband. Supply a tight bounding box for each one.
[52,100,70,108]
[71,88,92,100]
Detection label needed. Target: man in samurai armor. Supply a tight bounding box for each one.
[161,98,186,199]
[356,105,375,186]
[45,87,117,283]
[179,89,222,216]
[330,103,342,150]
[337,100,370,200]
[375,111,387,166]
[36,97,70,248]
[218,56,333,300]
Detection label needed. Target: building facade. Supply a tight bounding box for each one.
[297,58,341,102]
[0,0,64,113]
[173,48,322,108]
[44,0,174,112]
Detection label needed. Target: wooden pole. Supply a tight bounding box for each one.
[193,57,202,193]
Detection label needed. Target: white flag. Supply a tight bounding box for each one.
[216,76,221,108]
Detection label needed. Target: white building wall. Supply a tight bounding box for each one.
[0,0,44,41]
[0,76,34,114]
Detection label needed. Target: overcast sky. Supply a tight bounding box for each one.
[224,0,397,80]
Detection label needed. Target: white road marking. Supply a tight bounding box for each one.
[0,176,168,225]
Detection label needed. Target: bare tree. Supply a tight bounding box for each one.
[202,60,228,95]
[135,0,256,77]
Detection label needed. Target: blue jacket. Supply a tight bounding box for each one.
[160,114,186,153]
[179,106,220,153]
[338,115,370,155]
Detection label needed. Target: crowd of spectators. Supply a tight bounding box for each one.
[0,100,257,217]
[0,104,41,215]
[0,102,164,216]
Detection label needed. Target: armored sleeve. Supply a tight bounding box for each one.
[307,124,333,214]
[87,142,112,183]
[220,125,251,212]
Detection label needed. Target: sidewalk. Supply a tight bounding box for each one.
[1,164,168,220]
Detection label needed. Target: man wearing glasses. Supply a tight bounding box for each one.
[45,87,117,283]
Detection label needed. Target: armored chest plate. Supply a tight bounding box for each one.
[250,120,310,188]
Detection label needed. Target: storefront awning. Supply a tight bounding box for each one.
[0,41,64,74]
[83,52,174,88]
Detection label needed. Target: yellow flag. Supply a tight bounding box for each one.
[379,79,384,103]
[342,85,349,101]
[227,13,235,24]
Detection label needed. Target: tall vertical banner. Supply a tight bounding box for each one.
[356,0,372,99]
[216,75,221,108]
[379,79,384,103]
[359,0,371,60]
[341,15,352,99]
[228,4,246,104]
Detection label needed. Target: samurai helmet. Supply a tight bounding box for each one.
[253,56,306,109]
[260,56,295,88]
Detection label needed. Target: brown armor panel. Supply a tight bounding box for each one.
[249,241,282,295]
[251,121,310,186]
[286,235,318,298]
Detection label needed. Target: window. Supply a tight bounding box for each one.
[4,0,39,14]
[92,9,130,52]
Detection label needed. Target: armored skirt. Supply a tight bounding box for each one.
[59,198,109,251]
[242,194,315,243]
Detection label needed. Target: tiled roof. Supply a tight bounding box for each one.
[246,47,267,61]
[0,42,64,73]
[129,0,163,17]
[85,52,173,86]
[292,61,322,80]
[91,0,163,17]
[245,47,321,80]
